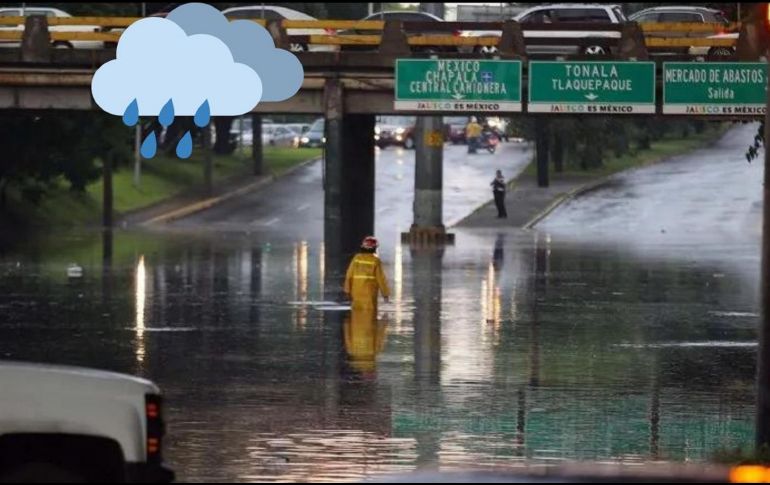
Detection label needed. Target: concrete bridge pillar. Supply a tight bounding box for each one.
[251,114,263,176]
[21,16,51,63]
[323,78,375,297]
[535,117,550,188]
[403,116,454,245]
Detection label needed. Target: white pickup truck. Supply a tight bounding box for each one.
[0,361,174,483]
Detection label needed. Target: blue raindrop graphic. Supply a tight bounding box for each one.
[176,132,193,159]
[194,100,210,128]
[122,99,138,126]
[159,99,175,127]
[140,132,157,158]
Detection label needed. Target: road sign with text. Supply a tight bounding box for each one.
[528,61,656,114]
[395,59,522,112]
[663,62,768,115]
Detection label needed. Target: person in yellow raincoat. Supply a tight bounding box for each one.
[466,116,483,154]
[343,236,390,311]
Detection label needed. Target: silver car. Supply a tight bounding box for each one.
[464,4,626,56]
[628,6,734,58]
[267,125,301,148]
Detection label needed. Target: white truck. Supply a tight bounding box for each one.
[0,361,174,483]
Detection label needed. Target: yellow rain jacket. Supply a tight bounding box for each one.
[466,121,482,138]
[343,252,390,310]
[344,308,388,374]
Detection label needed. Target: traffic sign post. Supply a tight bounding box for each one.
[395,59,522,113]
[663,62,768,115]
[528,61,656,114]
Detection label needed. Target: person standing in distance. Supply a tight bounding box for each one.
[466,116,483,154]
[491,170,508,219]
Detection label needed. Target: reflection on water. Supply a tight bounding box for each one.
[0,228,758,482]
[135,255,146,366]
[343,308,388,376]
[393,242,404,332]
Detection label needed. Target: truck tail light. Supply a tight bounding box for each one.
[145,394,165,464]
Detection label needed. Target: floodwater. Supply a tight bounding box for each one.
[0,125,761,481]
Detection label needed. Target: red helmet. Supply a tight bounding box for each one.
[361,236,379,250]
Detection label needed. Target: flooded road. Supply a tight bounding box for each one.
[0,126,762,481]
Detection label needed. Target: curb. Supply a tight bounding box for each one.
[140,156,321,226]
[448,168,529,229]
[522,176,611,230]
[521,125,733,230]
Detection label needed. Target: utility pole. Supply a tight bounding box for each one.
[133,124,141,187]
[102,151,113,228]
[759,59,770,450]
[756,1,770,452]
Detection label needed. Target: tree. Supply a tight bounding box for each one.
[213,117,236,155]
[746,121,764,163]
[0,112,130,209]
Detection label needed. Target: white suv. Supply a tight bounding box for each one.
[464,4,626,56]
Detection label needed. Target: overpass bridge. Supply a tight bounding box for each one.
[1,13,769,275]
[0,14,765,116]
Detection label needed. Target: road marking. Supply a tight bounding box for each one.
[252,217,280,226]
[296,204,310,212]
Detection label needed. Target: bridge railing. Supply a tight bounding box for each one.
[0,16,742,52]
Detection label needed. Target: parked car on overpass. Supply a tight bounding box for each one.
[339,10,460,53]
[221,5,338,53]
[0,6,103,49]
[628,6,735,57]
[462,4,626,56]
[628,5,730,27]
[102,11,168,49]
[687,32,737,58]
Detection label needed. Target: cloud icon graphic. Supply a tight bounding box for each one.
[91,17,262,116]
[166,3,303,102]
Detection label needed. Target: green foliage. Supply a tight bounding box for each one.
[712,444,770,465]
[0,111,130,207]
[746,121,764,163]
[510,117,724,172]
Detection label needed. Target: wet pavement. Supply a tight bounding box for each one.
[166,141,533,244]
[0,127,762,482]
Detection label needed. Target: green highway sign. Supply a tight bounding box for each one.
[528,61,656,114]
[663,62,768,115]
[395,59,522,112]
